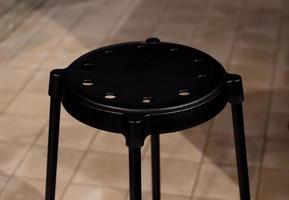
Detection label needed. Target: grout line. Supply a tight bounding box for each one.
[254,0,286,199]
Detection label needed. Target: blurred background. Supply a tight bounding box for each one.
[0,0,288,199]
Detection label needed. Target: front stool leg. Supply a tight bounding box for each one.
[129,147,142,200]
[151,133,160,200]
[45,70,62,200]
[125,117,146,200]
[227,74,251,200]
[231,103,251,200]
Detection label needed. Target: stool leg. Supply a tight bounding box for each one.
[129,147,142,200]
[45,70,62,200]
[151,133,160,200]
[231,103,251,200]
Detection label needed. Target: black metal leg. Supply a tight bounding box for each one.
[45,70,62,200]
[129,147,142,200]
[151,133,160,200]
[231,103,251,200]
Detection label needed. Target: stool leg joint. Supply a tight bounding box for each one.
[124,116,146,148]
[226,73,244,104]
[49,68,64,97]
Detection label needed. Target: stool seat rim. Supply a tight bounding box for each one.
[63,40,227,115]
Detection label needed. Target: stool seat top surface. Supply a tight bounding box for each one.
[64,38,226,114]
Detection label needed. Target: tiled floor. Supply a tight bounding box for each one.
[0,0,289,199]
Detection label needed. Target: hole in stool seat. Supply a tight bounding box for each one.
[137,44,146,48]
[170,47,178,52]
[105,50,114,54]
[142,96,152,104]
[82,79,94,86]
[197,74,207,78]
[178,89,190,96]
[193,58,203,63]
[104,93,116,100]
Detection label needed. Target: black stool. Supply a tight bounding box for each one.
[45,38,250,200]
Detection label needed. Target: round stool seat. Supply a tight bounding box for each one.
[60,38,233,134]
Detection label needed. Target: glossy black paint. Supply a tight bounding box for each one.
[45,38,251,200]
[45,71,62,200]
[232,103,251,200]
[151,133,160,200]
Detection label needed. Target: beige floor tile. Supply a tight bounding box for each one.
[73,152,129,189]
[258,169,289,200]
[277,30,289,70]
[37,120,96,151]
[24,71,50,93]
[5,91,49,117]
[161,10,201,26]
[241,13,279,32]
[63,184,128,200]
[212,106,267,138]
[144,131,207,162]
[142,157,198,196]
[202,14,239,31]
[0,69,31,91]
[16,146,83,182]
[39,52,76,70]
[193,198,225,200]
[0,142,30,176]
[194,164,258,200]
[191,40,231,65]
[207,2,242,19]
[237,28,278,49]
[194,27,235,45]
[194,164,238,200]
[60,107,78,122]
[142,191,190,200]
[89,130,127,155]
[230,64,273,89]
[187,121,212,133]
[153,23,193,43]
[263,140,289,170]
[0,89,15,112]
[4,62,40,71]
[204,136,263,167]
[0,176,9,190]
[113,27,154,42]
[192,28,235,64]
[0,177,66,200]
[231,45,275,69]
[247,0,282,15]
[168,0,209,13]
[274,68,289,90]
[267,112,289,140]
[0,114,46,144]
[271,90,289,114]
[55,35,90,54]
[242,87,270,112]
[6,51,48,68]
